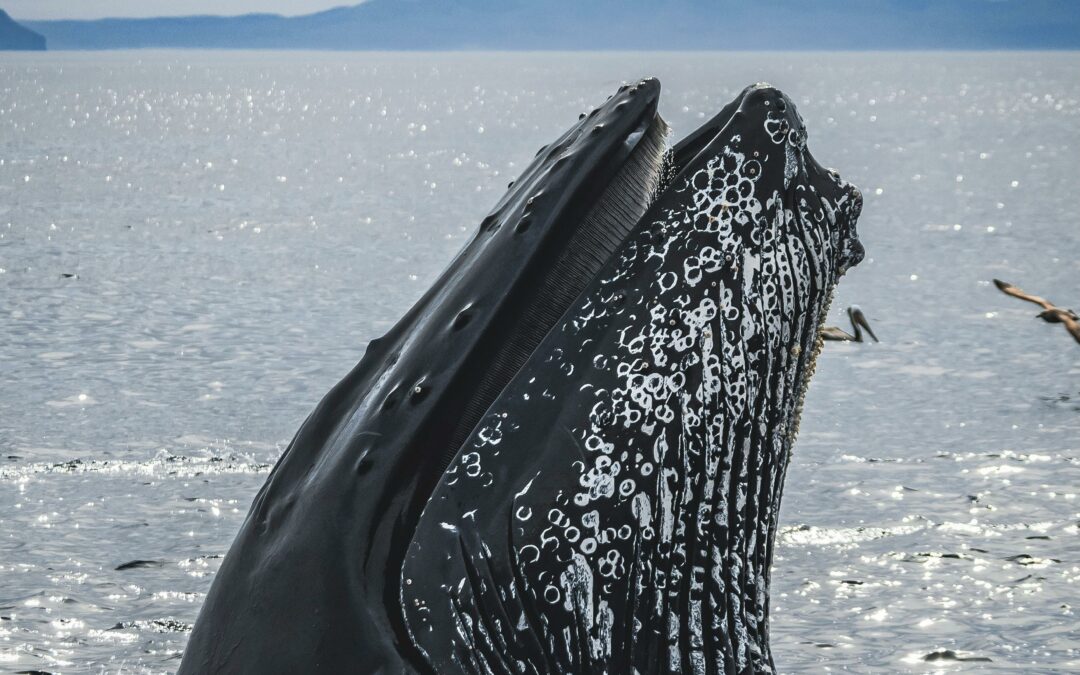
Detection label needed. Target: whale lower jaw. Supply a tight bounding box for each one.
[401,85,864,674]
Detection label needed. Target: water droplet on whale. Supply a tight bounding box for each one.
[410,384,429,403]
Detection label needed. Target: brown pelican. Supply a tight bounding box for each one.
[822,305,878,342]
[994,279,1080,345]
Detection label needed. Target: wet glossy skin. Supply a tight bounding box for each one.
[178,80,666,674]
[179,81,863,675]
[401,85,863,674]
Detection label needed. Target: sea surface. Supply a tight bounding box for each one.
[1,51,1078,674]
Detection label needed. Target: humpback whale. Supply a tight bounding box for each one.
[179,80,864,675]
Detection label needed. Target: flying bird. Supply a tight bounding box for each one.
[994,278,1080,345]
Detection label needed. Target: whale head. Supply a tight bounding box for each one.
[181,79,865,675]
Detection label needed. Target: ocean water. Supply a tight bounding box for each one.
[0,51,1078,674]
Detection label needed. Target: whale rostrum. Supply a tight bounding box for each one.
[180,80,864,675]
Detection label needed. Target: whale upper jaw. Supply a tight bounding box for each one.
[179,78,673,675]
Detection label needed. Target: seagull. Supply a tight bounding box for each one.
[993,278,1080,345]
[822,305,879,343]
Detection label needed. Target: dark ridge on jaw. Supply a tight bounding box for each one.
[439,114,671,474]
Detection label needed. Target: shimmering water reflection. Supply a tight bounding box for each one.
[0,51,1078,673]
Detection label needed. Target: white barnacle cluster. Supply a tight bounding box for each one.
[786,286,835,450]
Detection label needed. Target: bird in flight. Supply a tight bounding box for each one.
[994,279,1080,345]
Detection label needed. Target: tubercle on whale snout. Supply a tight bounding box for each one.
[669,81,866,283]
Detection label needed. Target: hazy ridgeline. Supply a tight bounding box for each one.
[22,0,1080,50]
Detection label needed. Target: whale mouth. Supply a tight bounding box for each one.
[178,78,865,675]
[436,83,864,484]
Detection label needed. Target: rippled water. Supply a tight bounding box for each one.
[1,51,1078,674]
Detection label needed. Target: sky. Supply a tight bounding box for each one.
[8,0,360,20]
[7,0,1079,30]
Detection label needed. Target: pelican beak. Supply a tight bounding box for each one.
[851,307,879,342]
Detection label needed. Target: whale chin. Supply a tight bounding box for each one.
[180,78,864,675]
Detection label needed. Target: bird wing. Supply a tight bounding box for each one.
[993,279,1056,311]
[821,326,854,341]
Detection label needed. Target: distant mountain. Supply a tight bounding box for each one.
[0,8,45,50]
[23,0,1080,50]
